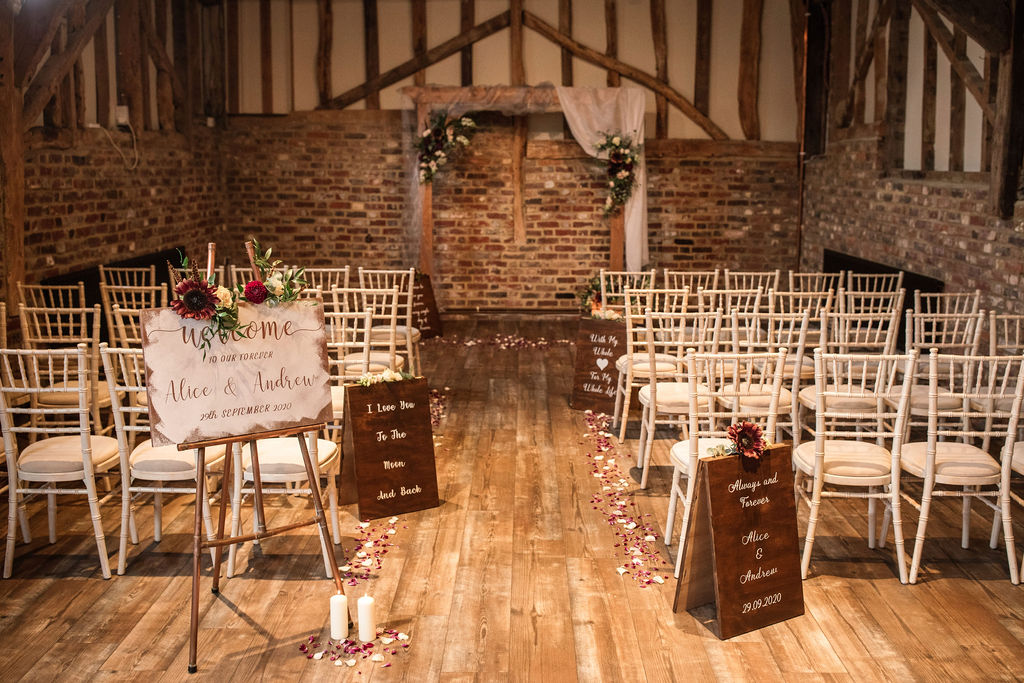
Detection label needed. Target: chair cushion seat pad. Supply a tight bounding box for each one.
[901,441,1000,481]
[793,439,893,479]
[638,382,710,412]
[19,435,119,474]
[668,437,733,473]
[240,438,339,476]
[130,441,227,475]
[615,352,679,377]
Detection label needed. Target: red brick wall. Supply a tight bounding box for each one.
[801,130,1024,313]
[221,111,800,311]
[16,128,223,298]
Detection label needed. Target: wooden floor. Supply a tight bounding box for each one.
[2,316,1024,681]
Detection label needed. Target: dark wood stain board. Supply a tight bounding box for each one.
[569,316,625,413]
[344,377,440,520]
[412,273,443,339]
[674,443,804,639]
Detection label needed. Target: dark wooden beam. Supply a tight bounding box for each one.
[828,0,850,132]
[916,0,1010,54]
[323,11,511,110]
[227,0,240,113]
[852,0,869,122]
[14,0,78,89]
[883,0,910,170]
[872,1,887,121]
[114,0,143,130]
[201,2,225,118]
[512,117,526,244]
[412,0,426,87]
[260,0,273,112]
[460,0,474,86]
[363,0,379,108]
[650,0,667,137]
[44,14,69,129]
[93,10,110,126]
[921,30,936,169]
[171,0,194,134]
[559,0,573,86]
[70,2,86,130]
[694,0,710,115]
[510,0,524,85]
[140,0,185,111]
[738,0,762,140]
[836,0,890,128]
[990,0,1024,218]
[912,0,995,124]
[138,1,151,129]
[23,0,116,130]
[523,10,728,139]
[982,53,998,171]
[788,0,804,118]
[949,29,966,171]
[604,0,619,86]
[1,0,25,302]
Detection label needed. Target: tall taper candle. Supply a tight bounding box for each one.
[330,593,348,641]
[357,595,376,642]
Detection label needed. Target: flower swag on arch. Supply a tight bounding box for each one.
[414,111,477,184]
[595,131,642,217]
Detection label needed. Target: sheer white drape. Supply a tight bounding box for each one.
[556,86,648,270]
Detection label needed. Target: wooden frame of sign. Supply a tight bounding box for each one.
[570,316,626,412]
[140,301,345,673]
[673,443,804,639]
[343,377,440,519]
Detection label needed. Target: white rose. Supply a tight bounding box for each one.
[266,273,284,297]
[214,286,232,308]
[611,136,621,145]
[421,129,431,137]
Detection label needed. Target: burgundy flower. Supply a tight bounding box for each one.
[728,421,766,459]
[170,279,218,320]
[244,280,268,304]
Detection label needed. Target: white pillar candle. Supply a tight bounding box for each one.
[357,595,376,642]
[330,593,348,641]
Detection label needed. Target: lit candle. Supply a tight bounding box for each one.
[330,593,348,641]
[357,595,376,642]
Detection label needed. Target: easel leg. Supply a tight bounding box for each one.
[296,433,344,593]
[188,447,207,674]
[250,440,266,540]
[211,448,233,594]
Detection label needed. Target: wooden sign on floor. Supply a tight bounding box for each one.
[412,273,443,339]
[344,377,440,519]
[569,317,625,413]
[673,443,804,639]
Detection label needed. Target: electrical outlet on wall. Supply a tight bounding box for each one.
[115,105,130,126]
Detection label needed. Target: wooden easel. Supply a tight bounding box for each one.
[183,423,345,673]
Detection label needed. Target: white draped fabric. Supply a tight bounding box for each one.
[556,86,648,270]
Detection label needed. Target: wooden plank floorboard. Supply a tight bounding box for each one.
[3,316,1024,681]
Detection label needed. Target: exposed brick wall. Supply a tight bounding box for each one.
[17,128,224,298]
[221,111,800,311]
[801,130,1024,313]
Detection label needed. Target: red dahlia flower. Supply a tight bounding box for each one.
[244,280,268,304]
[171,279,218,320]
[728,421,766,459]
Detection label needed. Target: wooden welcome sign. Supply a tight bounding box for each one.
[673,443,804,639]
[412,273,443,339]
[344,377,440,519]
[570,316,625,413]
[140,301,333,447]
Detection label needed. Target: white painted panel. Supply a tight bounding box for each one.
[238,1,263,112]
[760,0,798,141]
[666,0,697,139]
[423,0,460,85]
[904,10,923,170]
[474,0,509,85]
[271,0,293,112]
[963,38,984,172]
[333,0,366,109]
[523,0,560,86]
[709,0,742,139]
[292,0,319,111]
[570,0,610,89]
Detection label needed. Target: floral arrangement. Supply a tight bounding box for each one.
[357,369,413,386]
[707,421,769,460]
[595,131,641,217]
[167,239,308,352]
[577,275,623,321]
[415,111,476,184]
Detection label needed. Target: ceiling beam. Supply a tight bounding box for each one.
[13,0,79,88]
[915,0,1010,54]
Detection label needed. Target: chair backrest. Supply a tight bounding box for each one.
[635,287,691,315]
[360,286,402,372]
[913,289,981,316]
[788,270,844,292]
[99,265,157,288]
[600,270,655,314]
[100,344,150,448]
[19,303,102,349]
[663,269,719,293]
[18,281,87,309]
[838,287,906,317]
[723,269,780,292]
[324,309,375,382]
[641,308,722,399]
[810,348,916,448]
[846,271,904,293]
[359,268,415,328]
[821,305,902,355]
[109,304,149,347]
[0,344,92,443]
[905,309,984,357]
[304,267,351,293]
[229,264,251,289]
[769,289,833,316]
[0,301,7,348]
[989,312,1024,355]
[100,284,167,344]
[327,286,366,314]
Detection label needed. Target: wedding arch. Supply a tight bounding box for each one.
[401,85,648,275]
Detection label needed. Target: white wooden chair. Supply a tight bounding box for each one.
[838,287,906,317]
[663,269,719,293]
[788,270,844,292]
[599,269,656,315]
[846,271,904,293]
[1,344,118,579]
[323,308,374,443]
[769,289,833,349]
[989,312,1024,356]
[898,350,1024,584]
[304,266,351,293]
[723,268,780,292]
[100,284,167,345]
[351,286,405,373]
[100,344,224,575]
[359,268,421,375]
[99,264,157,288]
[794,348,917,582]
[914,289,980,316]
[635,308,722,488]
[664,347,788,577]
[18,281,87,309]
